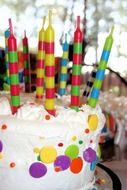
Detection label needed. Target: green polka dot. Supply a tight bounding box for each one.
[79,140,83,145]
[65,144,79,160]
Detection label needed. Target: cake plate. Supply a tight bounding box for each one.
[92,163,121,190]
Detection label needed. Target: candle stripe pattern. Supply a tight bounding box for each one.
[36,17,46,99]
[5,29,10,85]
[23,31,31,92]
[8,19,20,114]
[45,11,55,115]
[58,33,69,96]
[88,27,114,108]
[71,16,83,111]
[83,67,96,98]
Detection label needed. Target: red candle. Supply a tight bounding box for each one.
[8,18,20,114]
[22,30,31,92]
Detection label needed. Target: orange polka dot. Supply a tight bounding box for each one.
[1,124,7,130]
[70,157,83,174]
[55,167,61,172]
[45,115,50,120]
[10,162,16,168]
[84,128,90,134]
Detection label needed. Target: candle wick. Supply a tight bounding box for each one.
[110,25,114,36]
[9,18,13,34]
[24,30,26,37]
[77,16,80,28]
[43,16,46,28]
[49,10,52,26]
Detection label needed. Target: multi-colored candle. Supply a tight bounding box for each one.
[88,26,114,108]
[36,16,46,99]
[22,31,31,92]
[8,18,20,114]
[45,11,55,115]
[58,33,69,96]
[82,66,97,101]
[71,16,83,111]
[4,28,10,85]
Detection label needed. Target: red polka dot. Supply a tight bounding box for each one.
[10,162,16,168]
[58,143,63,147]
[90,140,93,143]
[1,124,7,130]
[84,128,90,134]
[45,115,51,120]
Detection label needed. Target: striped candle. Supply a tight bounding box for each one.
[88,26,114,108]
[8,18,20,114]
[36,16,46,99]
[45,11,55,115]
[22,31,31,92]
[71,16,83,111]
[5,29,10,85]
[58,33,69,96]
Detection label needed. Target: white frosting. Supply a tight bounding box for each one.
[0,97,12,115]
[0,93,105,190]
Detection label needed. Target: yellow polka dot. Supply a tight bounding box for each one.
[88,114,98,131]
[72,136,77,141]
[33,147,40,154]
[0,153,3,159]
[40,146,57,164]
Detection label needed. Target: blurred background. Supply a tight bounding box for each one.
[0,0,127,95]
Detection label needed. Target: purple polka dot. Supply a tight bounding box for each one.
[29,162,47,178]
[0,140,3,152]
[54,155,71,171]
[83,147,96,163]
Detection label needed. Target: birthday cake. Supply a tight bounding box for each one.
[0,92,105,190]
[0,5,114,189]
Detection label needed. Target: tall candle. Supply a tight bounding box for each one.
[88,26,114,108]
[71,16,83,111]
[45,11,55,115]
[8,18,20,114]
[58,33,69,96]
[5,28,10,85]
[22,30,31,92]
[36,16,46,99]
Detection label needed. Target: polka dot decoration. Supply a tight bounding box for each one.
[0,140,3,152]
[0,153,3,159]
[88,114,98,131]
[54,155,71,172]
[58,143,63,147]
[97,145,101,159]
[83,147,96,163]
[29,162,47,178]
[84,128,90,134]
[65,144,79,160]
[72,136,77,141]
[45,115,51,120]
[90,157,98,171]
[33,147,40,154]
[79,140,83,145]
[1,124,7,130]
[70,157,83,174]
[40,146,57,164]
[10,162,16,168]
